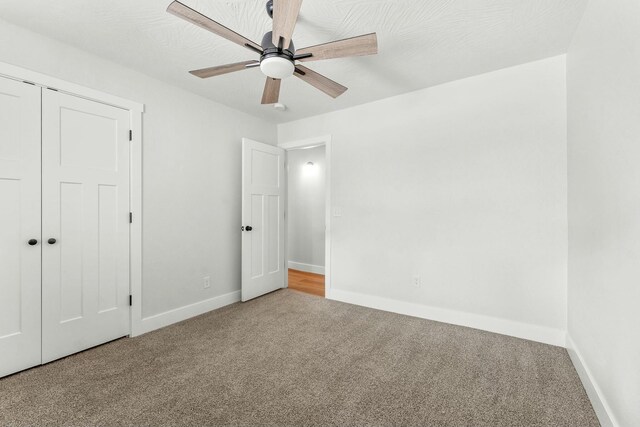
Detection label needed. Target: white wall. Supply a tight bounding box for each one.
[287,145,326,273]
[566,0,640,425]
[279,56,568,345]
[0,19,276,321]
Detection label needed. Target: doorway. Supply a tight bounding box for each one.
[285,140,329,297]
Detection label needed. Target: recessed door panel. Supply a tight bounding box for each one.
[251,150,279,187]
[60,107,118,171]
[0,179,24,336]
[98,184,119,313]
[251,194,264,278]
[42,90,130,363]
[266,195,280,274]
[0,77,42,378]
[59,182,84,322]
[0,92,21,161]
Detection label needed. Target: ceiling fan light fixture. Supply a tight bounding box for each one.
[167,0,378,104]
[260,56,294,79]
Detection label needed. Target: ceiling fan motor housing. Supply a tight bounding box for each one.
[260,31,296,79]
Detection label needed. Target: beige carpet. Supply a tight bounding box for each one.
[0,289,598,426]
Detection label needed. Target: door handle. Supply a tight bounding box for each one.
[244,226,253,231]
[28,239,38,246]
[48,238,57,245]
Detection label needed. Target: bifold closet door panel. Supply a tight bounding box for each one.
[41,90,131,364]
[0,77,42,377]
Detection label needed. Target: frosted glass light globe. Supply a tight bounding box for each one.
[260,56,294,79]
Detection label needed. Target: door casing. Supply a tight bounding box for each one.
[279,135,332,296]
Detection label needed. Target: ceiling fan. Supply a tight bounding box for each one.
[167,0,378,104]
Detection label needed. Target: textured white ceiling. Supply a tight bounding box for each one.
[0,0,587,123]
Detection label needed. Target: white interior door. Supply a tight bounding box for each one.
[0,77,42,377]
[241,138,285,301]
[41,90,131,363]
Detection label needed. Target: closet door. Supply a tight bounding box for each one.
[0,77,42,377]
[41,90,131,363]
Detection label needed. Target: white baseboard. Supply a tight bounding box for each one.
[566,334,618,427]
[134,290,241,336]
[327,289,566,347]
[288,261,325,275]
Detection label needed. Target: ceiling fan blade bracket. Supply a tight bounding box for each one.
[244,44,263,55]
[294,68,306,76]
[293,53,312,61]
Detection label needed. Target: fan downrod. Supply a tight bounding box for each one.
[266,0,273,19]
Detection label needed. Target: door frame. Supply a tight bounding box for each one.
[0,61,145,337]
[279,135,332,296]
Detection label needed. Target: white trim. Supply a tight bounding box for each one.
[566,335,618,427]
[280,135,332,294]
[283,145,289,290]
[0,61,144,113]
[0,60,145,340]
[136,291,241,336]
[325,138,332,293]
[279,135,331,150]
[328,289,566,347]
[288,261,325,275]
[129,110,144,336]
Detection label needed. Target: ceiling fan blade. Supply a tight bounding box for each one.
[261,78,282,104]
[294,33,378,63]
[293,65,347,98]
[272,0,303,49]
[167,1,263,53]
[189,60,259,79]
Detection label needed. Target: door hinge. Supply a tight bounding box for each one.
[129,295,132,306]
[129,130,133,141]
[23,80,36,86]
[129,212,133,223]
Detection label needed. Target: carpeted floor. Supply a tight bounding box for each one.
[0,289,598,427]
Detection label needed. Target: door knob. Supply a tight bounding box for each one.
[245,226,253,231]
[48,238,57,244]
[28,239,38,246]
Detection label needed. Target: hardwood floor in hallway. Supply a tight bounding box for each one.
[288,269,325,297]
